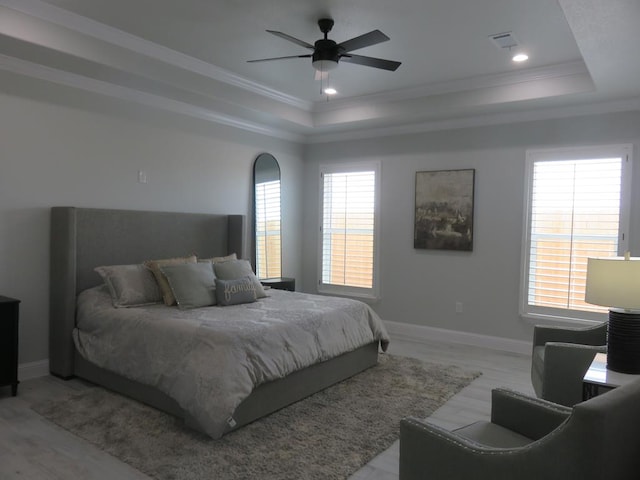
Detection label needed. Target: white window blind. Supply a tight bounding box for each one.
[255,180,281,279]
[521,144,631,322]
[319,163,380,298]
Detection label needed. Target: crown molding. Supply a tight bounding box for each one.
[307,96,640,144]
[0,54,305,143]
[312,60,590,113]
[5,48,637,146]
[1,0,313,111]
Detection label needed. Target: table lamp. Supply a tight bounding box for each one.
[585,252,640,373]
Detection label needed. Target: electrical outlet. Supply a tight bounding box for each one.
[138,170,148,184]
[455,301,463,313]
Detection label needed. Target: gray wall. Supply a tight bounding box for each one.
[3,71,639,366]
[302,111,640,342]
[0,87,304,365]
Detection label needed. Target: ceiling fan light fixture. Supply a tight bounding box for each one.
[249,18,401,73]
[312,59,339,72]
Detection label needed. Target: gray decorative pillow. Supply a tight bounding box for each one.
[213,259,267,298]
[94,264,162,308]
[215,277,257,306]
[159,262,217,309]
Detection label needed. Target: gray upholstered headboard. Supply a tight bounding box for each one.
[49,207,246,378]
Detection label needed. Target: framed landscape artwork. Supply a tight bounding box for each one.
[414,169,475,251]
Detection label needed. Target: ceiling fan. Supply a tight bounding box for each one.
[248,18,401,74]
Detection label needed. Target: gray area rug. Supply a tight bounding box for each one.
[34,354,480,479]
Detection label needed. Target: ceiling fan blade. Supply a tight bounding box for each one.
[340,54,401,71]
[266,30,314,49]
[247,54,312,63]
[338,30,390,52]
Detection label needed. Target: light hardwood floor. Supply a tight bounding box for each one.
[0,335,534,479]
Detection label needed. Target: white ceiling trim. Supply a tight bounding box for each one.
[311,68,595,131]
[0,54,305,143]
[3,48,638,146]
[313,61,591,113]
[1,0,312,111]
[308,96,640,144]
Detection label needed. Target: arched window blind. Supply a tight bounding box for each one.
[255,180,281,279]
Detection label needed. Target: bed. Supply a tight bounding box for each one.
[49,207,388,439]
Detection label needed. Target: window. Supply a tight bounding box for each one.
[255,179,281,279]
[319,162,380,299]
[521,144,632,323]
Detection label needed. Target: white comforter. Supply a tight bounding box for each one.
[73,286,389,439]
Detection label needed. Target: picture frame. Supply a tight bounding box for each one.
[414,169,475,251]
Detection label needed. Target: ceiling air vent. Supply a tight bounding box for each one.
[489,31,518,49]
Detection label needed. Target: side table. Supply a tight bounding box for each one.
[582,352,640,401]
[260,277,296,292]
[0,295,20,396]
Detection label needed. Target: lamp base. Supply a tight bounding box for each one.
[607,310,640,374]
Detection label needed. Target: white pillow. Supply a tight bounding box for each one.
[94,264,162,308]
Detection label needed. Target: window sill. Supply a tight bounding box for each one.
[317,287,380,304]
[520,312,606,329]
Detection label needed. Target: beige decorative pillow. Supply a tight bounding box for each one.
[198,253,237,264]
[144,255,197,305]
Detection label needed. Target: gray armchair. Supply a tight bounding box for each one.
[400,379,640,480]
[531,322,607,406]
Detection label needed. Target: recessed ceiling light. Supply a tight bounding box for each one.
[324,87,338,95]
[512,53,529,62]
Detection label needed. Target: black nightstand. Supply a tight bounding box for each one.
[261,277,296,292]
[0,295,20,396]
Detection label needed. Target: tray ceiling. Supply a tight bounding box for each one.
[1,0,639,142]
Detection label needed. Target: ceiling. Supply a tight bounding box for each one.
[1,0,639,143]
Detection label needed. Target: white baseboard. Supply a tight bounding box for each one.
[385,320,531,355]
[18,359,50,381]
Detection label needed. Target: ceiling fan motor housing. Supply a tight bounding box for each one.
[313,39,342,64]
